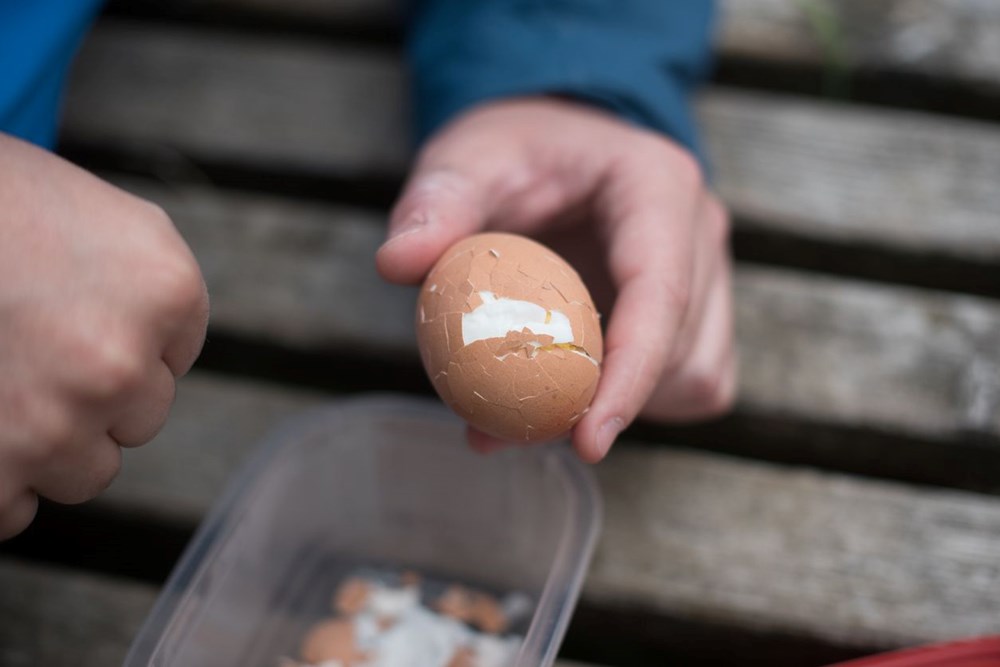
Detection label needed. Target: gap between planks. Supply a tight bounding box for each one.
[89,371,1000,652]
[61,20,1000,288]
[106,175,1000,466]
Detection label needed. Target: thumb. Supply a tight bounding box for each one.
[376,169,490,285]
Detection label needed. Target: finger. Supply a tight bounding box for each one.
[573,161,700,463]
[668,194,727,364]
[30,434,122,505]
[0,489,38,540]
[377,169,491,285]
[642,253,737,421]
[107,360,176,447]
[161,270,209,377]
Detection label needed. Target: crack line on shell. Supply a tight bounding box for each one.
[549,282,570,304]
[517,388,560,403]
[433,248,475,280]
[536,358,568,401]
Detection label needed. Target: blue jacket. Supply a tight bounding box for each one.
[0,0,714,159]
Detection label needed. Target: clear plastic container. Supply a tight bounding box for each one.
[124,395,602,667]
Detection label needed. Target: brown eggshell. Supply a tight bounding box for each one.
[446,647,476,667]
[300,618,367,665]
[434,585,475,623]
[333,577,371,615]
[417,233,602,441]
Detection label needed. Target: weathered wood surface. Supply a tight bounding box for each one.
[96,371,1000,650]
[0,558,591,667]
[0,560,155,667]
[24,4,1000,666]
[702,89,1000,263]
[110,177,1000,448]
[118,179,417,355]
[594,447,1000,649]
[734,266,1000,442]
[719,0,1000,90]
[102,372,327,522]
[65,22,408,174]
[111,0,1000,93]
[65,22,1000,267]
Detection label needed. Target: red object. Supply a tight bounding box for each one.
[828,637,1000,667]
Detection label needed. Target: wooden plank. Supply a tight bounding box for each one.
[0,558,592,667]
[701,90,1000,264]
[718,0,1000,91]
[109,176,1000,449]
[97,372,1000,651]
[106,0,1000,94]
[0,560,155,667]
[593,447,1000,649]
[103,372,328,523]
[734,265,1000,442]
[64,21,1000,267]
[64,22,409,175]
[115,179,417,356]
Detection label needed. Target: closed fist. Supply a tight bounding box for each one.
[0,134,209,539]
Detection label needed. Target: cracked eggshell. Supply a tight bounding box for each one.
[300,618,366,665]
[417,233,602,442]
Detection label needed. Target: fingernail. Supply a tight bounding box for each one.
[595,417,624,459]
[380,216,426,250]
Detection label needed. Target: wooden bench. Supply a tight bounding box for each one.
[3,2,1000,665]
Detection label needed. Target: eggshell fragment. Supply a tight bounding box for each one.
[446,647,476,667]
[300,619,367,665]
[434,586,508,634]
[334,577,372,615]
[417,233,602,441]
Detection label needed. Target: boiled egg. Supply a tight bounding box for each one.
[416,233,602,441]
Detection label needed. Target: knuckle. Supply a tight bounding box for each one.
[16,401,75,461]
[661,279,692,315]
[140,200,172,226]
[86,337,146,398]
[91,446,123,496]
[149,253,207,318]
[0,491,39,540]
[35,409,76,457]
[688,364,737,416]
[393,169,471,220]
[642,136,704,191]
[46,445,122,505]
[705,196,732,248]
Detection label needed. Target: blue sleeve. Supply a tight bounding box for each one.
[0,0,104,148]
[407,0,716,163]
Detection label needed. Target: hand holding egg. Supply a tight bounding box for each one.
[417,233,602,442]
[377,98,736,461]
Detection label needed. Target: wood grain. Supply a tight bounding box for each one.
[719,0,1000,90]
[110,177,1000,448]
[64,22,409,175]
[701,90,1000,263]
[94,373,1000,651]
[64,21,1000,266]
[0,558,591,667]
[107,0,1000,93]
[0,560,155,667]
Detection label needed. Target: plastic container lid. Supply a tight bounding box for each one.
[124,395,602,667]
[827,637,1000,667]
